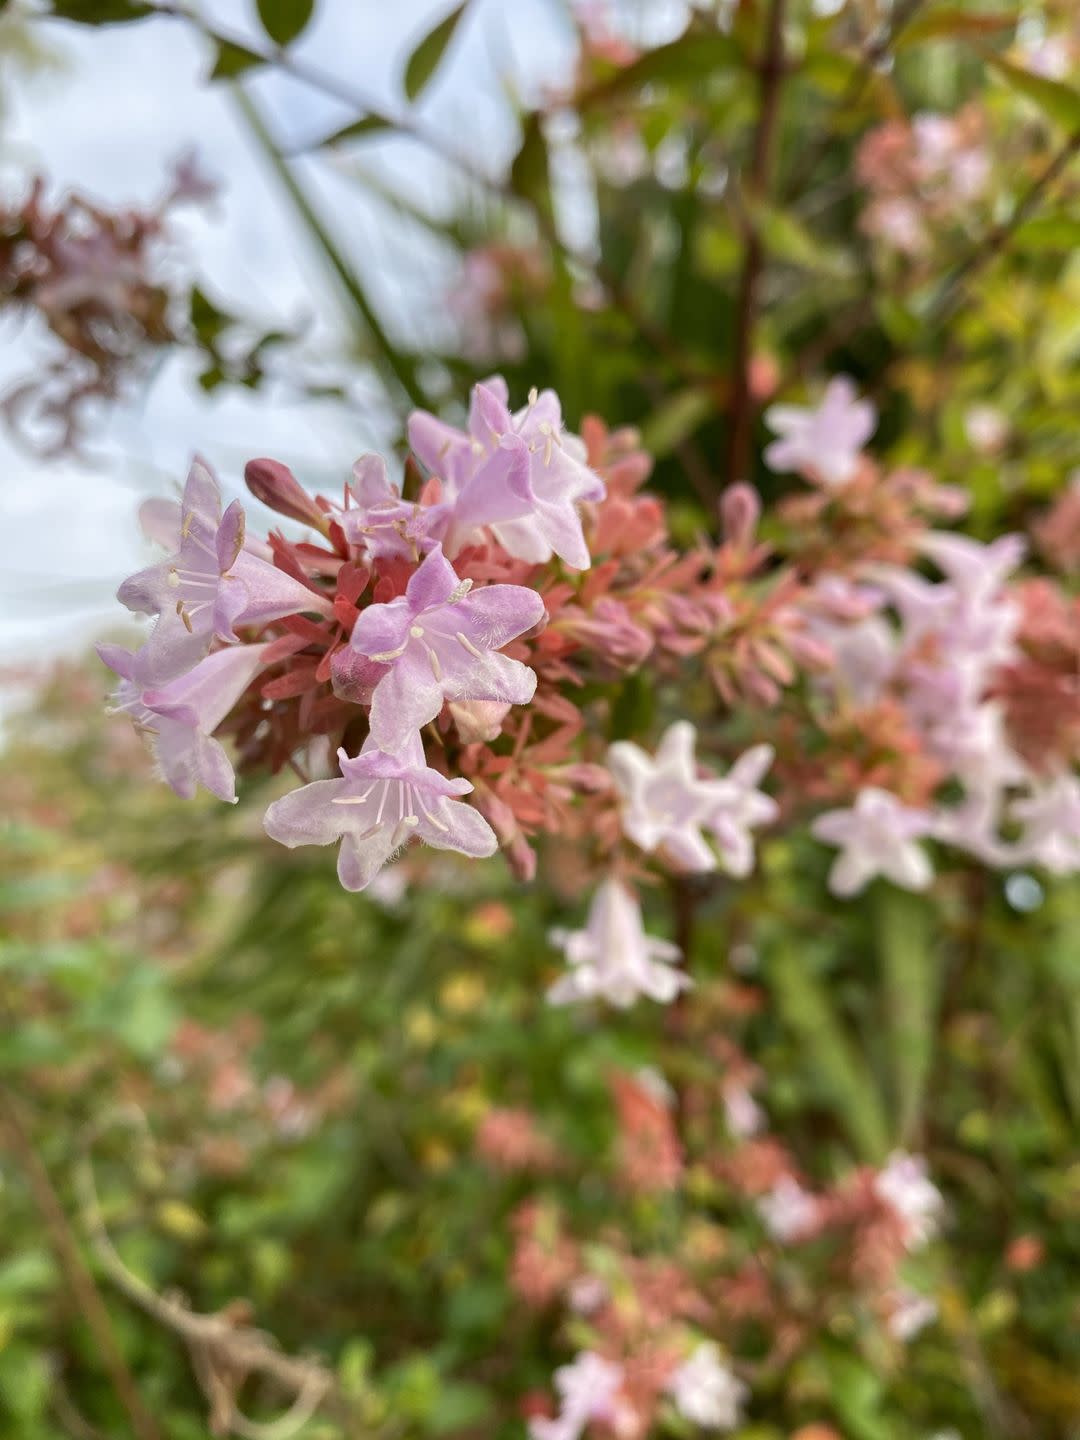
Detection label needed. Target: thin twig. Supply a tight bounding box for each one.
[74,1107,350,1440]
[0,1091,164,1440]
[724,0,788,487]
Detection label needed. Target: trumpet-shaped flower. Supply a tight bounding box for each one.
[812,787,934,896]
[1008,775,1080,875]
[411,378,606,569]
[666,1344,748,1432]
[98,640,271,802]
[608,722,776,876]
[263,731,497,892]
[118,457,326,683]
[873,1151,943,1250]
[349,544,545,754]
[336,453,448,562]
[529,1352,626,1440]
[547,878,690,1008]
[764,376,877,487]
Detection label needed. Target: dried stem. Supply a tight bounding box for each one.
[724,0,788,487]
[74,1106,352,1440]
[0,1090,164,1440]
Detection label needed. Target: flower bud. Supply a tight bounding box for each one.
[244,457,328,532]
[720,482,761,549]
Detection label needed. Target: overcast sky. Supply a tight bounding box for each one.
[0,0,591,672]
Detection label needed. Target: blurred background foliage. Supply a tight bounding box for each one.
[1,0,1080,1437]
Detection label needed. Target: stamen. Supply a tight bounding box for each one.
[448,578,473,603]
[456,631,484,659]
[418,798,449,833]
[410,625,424,638]
[375,779,392,825]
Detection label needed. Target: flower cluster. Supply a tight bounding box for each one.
[0,158,213,454]
[855,107,990,257]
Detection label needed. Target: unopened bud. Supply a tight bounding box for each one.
[244,457,327,532]
[720,482,761,548]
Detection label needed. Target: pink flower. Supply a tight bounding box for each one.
[411,379,606,569]
[758,1176,820,1243]
[873,1151,943,1250]
[812,788,935,896]
[98,640,271,802]
[349,544,545,754]
[118,458,326,684]
[263,731,497,892]
[529,1352,626,1440]
[764,377,877,488]
[547,878,690,1009]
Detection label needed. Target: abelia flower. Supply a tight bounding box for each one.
[547,878,690,1009]
[411,379,606,569]
[335,453,448,562]
[887,1288,938,1342]
[758,1176,820,1243]
[349,544,545,754]
[812,787,935,896]
[529,1352,626,1440]
[764,377,877,488]
[98,640,270,802]
[608,722,776,876]
[262,731,497,892]
[1008,775,1080,875]
[873,1151,943,1250]
[666,1344,747,1432]
[118,458,326,684]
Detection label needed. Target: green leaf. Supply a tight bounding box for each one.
[509,114,552,216]
[48,0,153,22]
[898,10,1017,46]
[639,386,714,457]
[751,200,857,280]
[210,38,265,81]
[578,30,740,109]
[1012,212,1080,251]
[768,944,890,1161]
[404,2,467,103]
[256,0,315,49]
[982,51,1080,131]
[315,112,395,148]
[875,887,938,1144]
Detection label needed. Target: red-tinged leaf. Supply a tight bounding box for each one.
[337,561,370,606]
[315,644,338,685]
[279,614,331,644]
[333,597,360,632]
[261,633,317,665]
[262,666,321,701]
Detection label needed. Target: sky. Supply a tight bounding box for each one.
[0,0,588,674]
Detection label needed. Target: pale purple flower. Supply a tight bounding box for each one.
[118,458,326,684]
[263,731,497,892]
[1009,775,1080,875]
[887,1288,938,1343]
[874,1151,943,1250]
[666,1344,747,1432]
[547,878,690,1009]
[723,1082,765,1139]
[98,640,271,803]
[758,1176,820,1243]
[608,723,776,876]
[812,787,935,897]
[764,376,877,487]
[335,453,449,562]
[349,544,545,754]
[707,744,779,878]
[529,1352,626,1440]
[411,378,606,570]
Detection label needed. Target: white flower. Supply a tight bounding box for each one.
[887,1287,938,1342]
[874,1151,943,1250]
[963,404,1009,456]
[529,1352,625,1440]
[722,1083,765,1139]
[758,1176,819,1243]
[608,722,776,877]
[1009,775,1080,876]
[547,879,691,1009]
[667,1344,747,1431]
[764,376,877,487]
[812,788,935,897]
